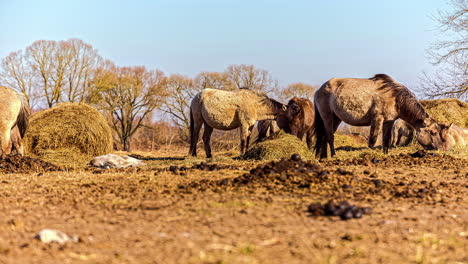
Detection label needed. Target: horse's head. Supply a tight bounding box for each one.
[415,118,444,150]
[276,97,312,136]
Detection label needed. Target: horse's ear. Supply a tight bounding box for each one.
[448,123,454,130]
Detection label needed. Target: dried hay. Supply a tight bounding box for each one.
[334,133,367,148]
[25,103,113,159]
[241,130,313,160]
[420,98,468,127]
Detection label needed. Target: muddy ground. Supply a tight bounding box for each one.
[0,147,466,264]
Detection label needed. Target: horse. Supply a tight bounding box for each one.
[0,86,30,157]
[390,119,415,147]
[313,74,444,159]
[255,119,280,144]
[440,123,468,150]
[255,97,315,147]
[189,88,286,158]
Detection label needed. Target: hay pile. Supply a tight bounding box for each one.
[242,130,313,160]
[420,99,468,127]
[25,103,113,158]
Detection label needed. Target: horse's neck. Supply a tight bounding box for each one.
[256,101,279,120]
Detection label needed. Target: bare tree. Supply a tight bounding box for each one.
[225,64,278,93]
[64,39,102,103]
[158,74,199,141]
[96,64,167,151]
[0,38,103,108]
[280,82,317,101]
[194,71,235,90]
[0,51,39,107]
[420,0,467,100]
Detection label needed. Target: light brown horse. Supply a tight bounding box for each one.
[313,74,444,159]
[0,86,30,157]
[440,123,468,150]
[189,88,286,158]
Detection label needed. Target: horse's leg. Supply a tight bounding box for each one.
[317,109,336,158]
[382,120,395,154]
[368,117,383,149]
[239,125,250,155]
[202,124,214,158]
[0,126,12,158]
[390,126,397,147]
[306,129,313,150]
[245,125,254,149]
[189,118,203,157]
[329,115,342,157]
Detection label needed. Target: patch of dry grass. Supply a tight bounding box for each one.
[420,98,468,127]
[241,130,313,160]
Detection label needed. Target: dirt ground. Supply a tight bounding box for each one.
[0,145,466,264]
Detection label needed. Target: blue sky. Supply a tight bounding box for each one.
[0,0,449,90]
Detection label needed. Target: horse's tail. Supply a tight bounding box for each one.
[312,104,327,159]
[188,105,195,153]
[15,93,31,138]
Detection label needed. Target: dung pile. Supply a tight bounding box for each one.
[242,130,313,160]
[420,98,468,127]
[25,103,113,158]
[180,154,448,202]
[0,154,62,173]
[307,200,372,220]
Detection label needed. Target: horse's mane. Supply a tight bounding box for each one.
[370,74,429,123]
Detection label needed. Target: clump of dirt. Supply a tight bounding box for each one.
[307,200,372,220]
[164,162,242,175]
[420,98,468,127]
[0,154,62,173]
[180,154,449,202]
[242,130,313,160]
[322,151,464,170]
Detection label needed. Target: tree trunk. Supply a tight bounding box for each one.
[123,137,131,152]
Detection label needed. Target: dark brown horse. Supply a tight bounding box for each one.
[255,97,315,149]
[189,88,286,158]
[313,74,444,159]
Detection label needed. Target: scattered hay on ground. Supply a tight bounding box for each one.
[0,154,62,173]
[25,103,113,160]
[241,130,313,160]
[420,98,468,127]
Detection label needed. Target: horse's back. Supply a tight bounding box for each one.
[196,89,245,130]
[316,78,381,126]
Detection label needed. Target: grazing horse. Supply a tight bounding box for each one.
[313,74,444,159]
[189,88,286,158]
[390,119,415,147]
[440,123,468,150]
[276,97,315,149]
[255,119,279,144]
[0,86,30,157]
